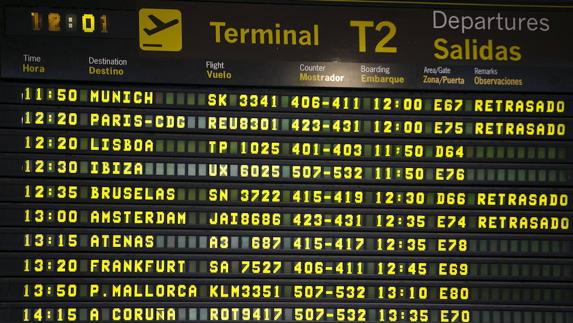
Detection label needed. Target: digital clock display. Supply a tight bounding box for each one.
[30,11,109,34]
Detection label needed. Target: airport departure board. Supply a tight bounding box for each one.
[0,0,572,322]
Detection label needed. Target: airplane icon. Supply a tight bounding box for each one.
[143,15,180,36]
[139,8,182,51]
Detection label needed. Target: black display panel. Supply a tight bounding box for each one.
[0,0,572,322]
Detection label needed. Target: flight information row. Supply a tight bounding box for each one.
[2,108,569,139]
[7,131,572,162]
[6,155,571,185]
[1,279,570,304]
[2,230,571,256]
[3,303,573,323]
[7,84,570,116]
[7,180,571,210]
[4,254,572,280]
[2,205,569,233]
